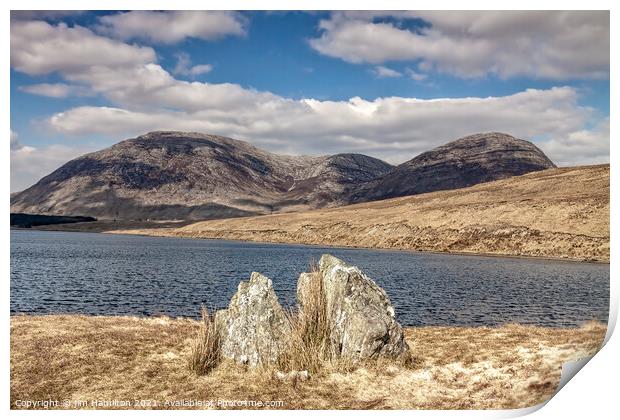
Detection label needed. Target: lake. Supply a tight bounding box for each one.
[10,229,609,327]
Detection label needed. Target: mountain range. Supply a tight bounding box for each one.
[10,131,556,220]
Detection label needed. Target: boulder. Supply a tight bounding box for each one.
[298,254,409,360]
[214,272,291,366]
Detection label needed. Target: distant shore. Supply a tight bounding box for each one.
[16,223,608,264]
[17,165,609,263]
[10,314,606,410]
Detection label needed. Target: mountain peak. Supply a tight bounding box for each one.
[356,132,556,201]
[10,131,392,220]
[10,131,555,221]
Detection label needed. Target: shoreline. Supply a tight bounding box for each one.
[13,165,610,263]
[114,230,612,264]
[10,314,607,410]
[15,225,609,264]
[9,313,609,329]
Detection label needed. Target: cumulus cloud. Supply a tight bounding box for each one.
[97,11,247,44]
[373,65,402,78]
[45,85,607,167]
[309,11,609,79]
[539,118,610,167]
[19,83,93,98]
[10,130,96,191]
[10,20,155,76]
[10,130,25,151]
[10,14,609,187]
[172,52,213,77]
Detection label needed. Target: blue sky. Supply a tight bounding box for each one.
[10,11,610,191]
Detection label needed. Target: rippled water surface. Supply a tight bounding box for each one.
[10,230,609,327]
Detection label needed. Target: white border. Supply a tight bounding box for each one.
[2,1,616,419]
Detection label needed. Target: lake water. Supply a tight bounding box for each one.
[10,229,609,327]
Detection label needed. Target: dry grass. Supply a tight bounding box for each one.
[109,165,610,262]
[10,315,606,410]
[277,266,333,373]
[188,306,221,375]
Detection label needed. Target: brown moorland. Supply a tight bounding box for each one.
[10,315,606,410]
[109,164,610,262]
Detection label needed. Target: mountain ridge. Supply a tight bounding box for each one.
[109,164,609,262]
[10,131,556,220]
[354,132,556,202]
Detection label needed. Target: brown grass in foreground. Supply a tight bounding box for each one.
[188,306,221,375]
[277,268,334,373]
[10,315,606,410]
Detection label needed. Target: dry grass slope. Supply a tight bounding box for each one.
[11,315,606,410]
[111,165,610,262]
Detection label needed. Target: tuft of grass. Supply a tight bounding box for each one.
[188,306,221,375]
[277,267,333,373]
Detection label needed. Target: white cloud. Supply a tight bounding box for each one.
[538,118,610,167]
[373,65,402,78]
[19,83,93,98]
[10,14,609,189]
[405,68,428,81]
[309,11,609,79]
[188,64,213,76]
[97,11,247,44]
[10,133,96,192]
[10,130,25,151]
[45,85,608,168]
[10,20,155,76]
[172,53,213,77]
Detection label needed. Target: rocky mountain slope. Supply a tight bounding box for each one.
[113,165,610,261]
[10,131,393,220]
[10,131,556,221]
[354,132,556,201]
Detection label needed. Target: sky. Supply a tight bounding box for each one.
[10,10,610,192]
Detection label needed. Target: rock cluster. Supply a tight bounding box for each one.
[214,254,409,367]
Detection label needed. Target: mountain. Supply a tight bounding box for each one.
[351,132,556,202]
[10,131,393,220]
[114,165,609,262]
[10,131,556,221]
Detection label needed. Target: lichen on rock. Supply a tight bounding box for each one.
[298,254,410,361]
[214,272,291,367]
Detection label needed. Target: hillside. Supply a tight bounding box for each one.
[9,131,393,220]
[354,132,556,201]
[10,131,555,221]
[112,165,610,261]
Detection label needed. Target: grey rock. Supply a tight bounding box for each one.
[214,272,291,367]
[298,254,410,360]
